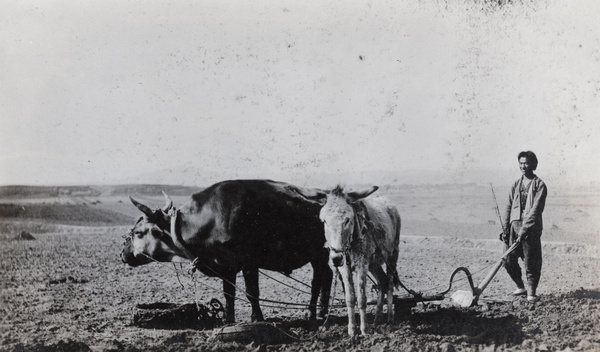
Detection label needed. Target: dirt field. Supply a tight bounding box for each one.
[1,184,599,351]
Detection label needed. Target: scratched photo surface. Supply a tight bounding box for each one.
[1,1,599,351]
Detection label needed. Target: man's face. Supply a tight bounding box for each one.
[519,157,533,176]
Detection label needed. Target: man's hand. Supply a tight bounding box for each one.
[500,230,509,243]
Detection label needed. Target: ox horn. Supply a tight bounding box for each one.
[129,196,154,218]
[347,186,379,202]
[292,186,328,205]
[161,191,173,212]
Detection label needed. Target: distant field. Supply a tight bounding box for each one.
[0,203,132,225]
[0,184,204,235]
[1,183,598,247]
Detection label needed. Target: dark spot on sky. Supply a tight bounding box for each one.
[359,55,364,61]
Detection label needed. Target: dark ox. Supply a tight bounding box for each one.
[120,179,333,323]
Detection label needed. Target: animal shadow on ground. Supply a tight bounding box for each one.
[404,306,524,345]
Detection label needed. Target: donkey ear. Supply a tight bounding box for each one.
[129,196,154,218]
[291,186,328,205]
[347,186,379,203]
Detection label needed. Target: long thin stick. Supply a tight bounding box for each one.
[490,183,507,235]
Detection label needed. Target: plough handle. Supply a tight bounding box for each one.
[475,242,520,294]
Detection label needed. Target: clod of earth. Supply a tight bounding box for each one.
[15,231,36,240]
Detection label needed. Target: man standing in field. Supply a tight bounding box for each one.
[501,151,548,302]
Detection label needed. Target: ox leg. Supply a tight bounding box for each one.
[308,262,323,320]
[222,272,237,324]
[339,264,356,336]
[369,262,387,325]
[243,268,264,322]
[355,265,369,335]
[311,252,333,320]
[308,263,320,320]
[319,262,333,319]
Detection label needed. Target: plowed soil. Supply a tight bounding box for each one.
[1,185,599,351]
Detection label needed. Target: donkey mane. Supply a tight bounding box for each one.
[331,185,345,197]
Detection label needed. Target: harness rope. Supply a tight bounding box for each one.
[129,208,341,311]
[127,202,504,325]
[257,270,312,295]
[140,250,336,312]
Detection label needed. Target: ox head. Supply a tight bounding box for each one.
[120,192,187,266]
[297,185,379,267]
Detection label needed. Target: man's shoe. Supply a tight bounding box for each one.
[527,295,539,302]
[512,288,527,296]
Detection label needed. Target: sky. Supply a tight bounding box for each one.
[1,0,599,189]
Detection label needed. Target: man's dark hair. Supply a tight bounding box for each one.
[518,151,538,170]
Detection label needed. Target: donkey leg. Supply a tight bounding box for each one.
[356,265,369,335]
[243,268,264,322]
[369,262,387,325]
[339,264,356,336]
[387,246,400,323]
[387,264,395,323]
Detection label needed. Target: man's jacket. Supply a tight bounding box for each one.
[502,175,548,237]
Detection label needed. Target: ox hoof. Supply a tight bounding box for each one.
[224,315,235,324]
[318,309,329,319]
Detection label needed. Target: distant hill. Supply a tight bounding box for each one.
[0,184,203,200]
[0,186,82,199]
[1,180,597,202]
[0,182,486,201]
[100,184,204,197]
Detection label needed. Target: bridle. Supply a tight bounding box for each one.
[122,216,143,246]
[123,208,199,270]
[325,243,352,266]
[166,207,198,261]
[323,205,365,267]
